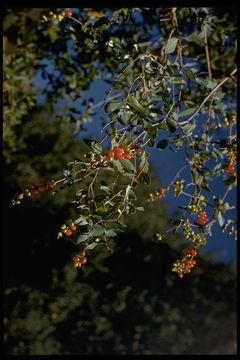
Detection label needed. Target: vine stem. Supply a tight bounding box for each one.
[178,67,237,126]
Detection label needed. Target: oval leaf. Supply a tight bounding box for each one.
[127,96,148,117]
[164,37,178,54]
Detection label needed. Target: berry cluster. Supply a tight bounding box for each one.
[172,247,198,278]
[72,250,87,268]
[172,180,185,197]
[147,186,168,202]
[182,247,198,257]
[181,219,206,245]
[12,180,56,205]
[195,210,209,226]
[224,147,237,176]
[187,203,202,214]
[224,111,237,126]
[57,222,77,239]
[106,145,142,161]
[193,156,203,169]
[224,163,236,176]
[156,186,168,198]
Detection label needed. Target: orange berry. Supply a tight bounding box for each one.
[122,145,130,152]
[81,257,87,264]
[106,150,115,160]
[79,250,86,257]
[38,186,46,193]
[196,211,208,225]
[65,10,72,17]
[65,228,73,237]
[158,186,167,198]
[124,153,132,160]
[190,248,198,257]
[114,148,125,160]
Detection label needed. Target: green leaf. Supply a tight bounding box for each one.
[167,120,176,133]
[75,216,88,226]
[224,176,237,187]
[186,32,205,47]
[105,101,123,113]
[119,109,132,124]
[121,159,135,172]
[127,96,148,117]
[158,122,168,130]
[222,202,235,212]
[139,152,149,173]
[177,107,197,118]
[139,172,151,185]
[76,233,89,244]
[100,185,110,194]
[84,140,102,154]
[157,139,169,149]
[105,229,117,237]
[147,127,157,146]
[182,123,196,133]
[112,159,125,173]
[136,207,144,212]
[89,224,105,236]
[202,181,211,192]
[217,211,225,227]
[194,184,201,195]
[85,242,98,250]
[164,37,178,54]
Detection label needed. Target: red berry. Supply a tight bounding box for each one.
[106,150,115,160]
[124,153,132,160]
[122,145,130,152]
[196,210,208,225]
[114,148,125,160]
[48,181,56,189]
[79,250,86,257]
[190,248,198,257]
[224,163,235,175]
[225,163,235,175]
[65,228,73,237]
[116,153,125,160]
[65,10,72,17]
[182,248,191,256]
[81,257,87,264]
[191,259,197,266]
[158,186,167,198]
[38,186,46,193]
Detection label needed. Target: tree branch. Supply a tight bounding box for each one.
[178,68,237,126]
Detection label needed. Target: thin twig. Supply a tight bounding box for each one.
[152,103,175,127]
[168,165,187,189]
[178,68,237,126]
